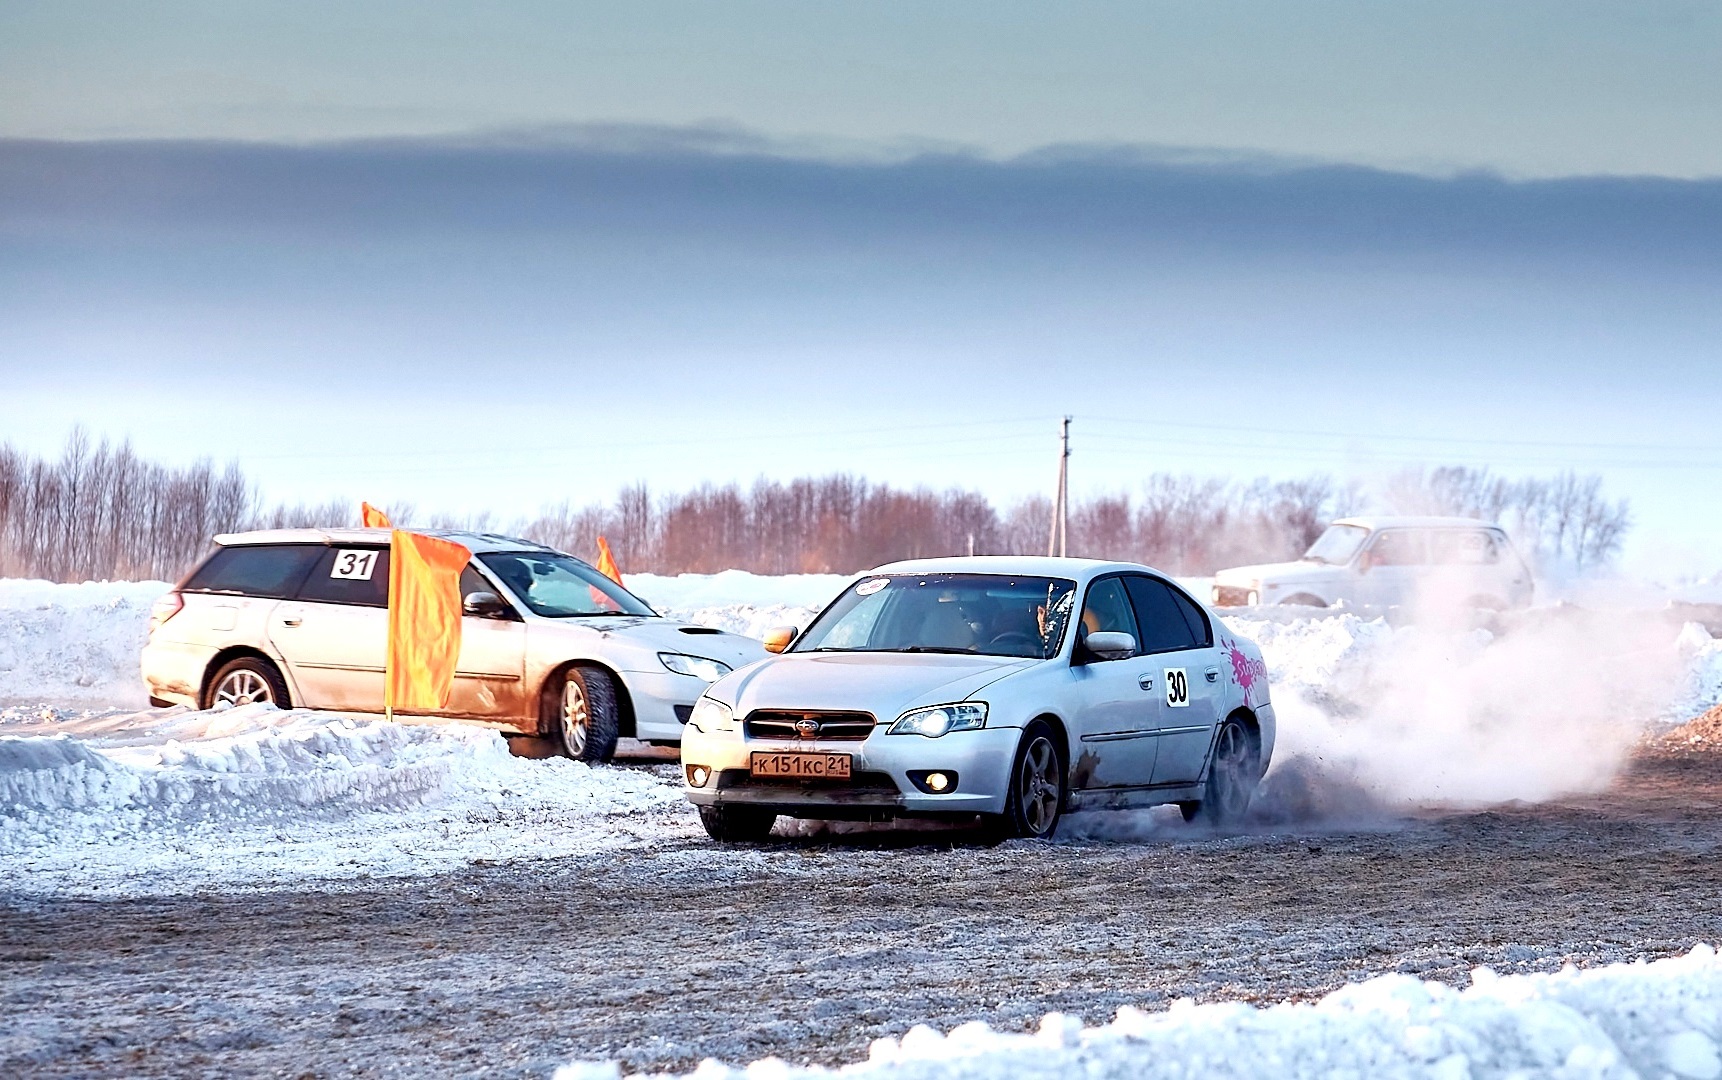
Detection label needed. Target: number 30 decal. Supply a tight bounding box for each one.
[1164,667,1190,708]
[330,549,379,581]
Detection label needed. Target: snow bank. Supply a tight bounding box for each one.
[559,947,1722,1080]
[0,704,691,895]
[0,578,169,707]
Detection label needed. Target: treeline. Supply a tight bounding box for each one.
[0,432,1631,583]
[1384,466,1631,571]
[0,432,356,582]
[520,475,1351,576]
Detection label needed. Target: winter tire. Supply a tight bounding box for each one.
[698,804,777,843]
[986,721,1066,840]
[1182,716,1258,826]
[204,656,290,711]
[552,665,621,763]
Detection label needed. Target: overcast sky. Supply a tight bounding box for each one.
[1,3,1719,576]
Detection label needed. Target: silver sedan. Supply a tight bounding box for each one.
[681,556,1275,841]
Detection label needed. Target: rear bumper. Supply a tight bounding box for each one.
[682,724,1021,818]
[140,638,215,708]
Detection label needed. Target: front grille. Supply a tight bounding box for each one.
[744,710,877,741]
[1212,585,1254,608]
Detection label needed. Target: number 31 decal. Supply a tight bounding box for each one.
[330,549,379,581]
[1164,667,1190,708]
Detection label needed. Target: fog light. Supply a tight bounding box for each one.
[907,770,958,794]
[685,764,712,788]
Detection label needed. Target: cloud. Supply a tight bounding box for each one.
[2,126,1718,273]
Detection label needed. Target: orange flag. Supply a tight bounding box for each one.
[361,502,392,528]
[385,531,471,716]
[596,535,624,587]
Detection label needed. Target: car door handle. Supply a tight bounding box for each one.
[1205,667,1219,683]
[280,615,303,627]
[1137,674,1154,691]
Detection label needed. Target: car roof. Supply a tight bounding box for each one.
[1333,515,1505,531]
[210,528,561,556]
[866,555,1168,581]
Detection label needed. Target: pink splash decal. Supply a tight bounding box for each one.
[1221,637,1268,705]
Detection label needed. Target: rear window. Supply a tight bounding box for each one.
[183,545,322,599]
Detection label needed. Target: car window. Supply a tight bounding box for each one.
[459,566,498,599]
[1080,577,1137,652]
[1125,575,1204,653]
[477,552,656,617]
[1430,529,1501,566]
[1367,530,1427,566]
[793,573,1076,659]
[1169,583,1213,647]
[298,547,391,607]
[183,544,322,599]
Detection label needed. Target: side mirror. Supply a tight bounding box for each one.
[463,591,512,619]
[762,625,799,654]
[1083,630,1137,661]
[1356,553,1375,575]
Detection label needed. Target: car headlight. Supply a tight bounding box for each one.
[659,653,733,681]
[687,696,735,733]
[888,702,988,738]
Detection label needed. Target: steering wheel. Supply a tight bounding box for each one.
[987,630,1036,648]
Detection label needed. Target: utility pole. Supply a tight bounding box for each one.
[1047,416,1070,557]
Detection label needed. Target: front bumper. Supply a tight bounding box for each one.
[622,669,715,741]
[681,723,1022,818]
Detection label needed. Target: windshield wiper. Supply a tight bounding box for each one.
[897,646,978,654]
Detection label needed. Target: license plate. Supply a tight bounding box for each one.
[749,751,852,780]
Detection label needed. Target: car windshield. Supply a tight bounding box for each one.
[793,573,1076,659]
[1303,524,1370,565]
[477,552,657,618]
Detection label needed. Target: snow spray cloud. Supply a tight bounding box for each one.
[1238,573,1698,814]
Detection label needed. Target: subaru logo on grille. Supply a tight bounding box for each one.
[794,718,821,738]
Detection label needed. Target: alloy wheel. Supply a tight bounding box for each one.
[1209,722,1254,820]
[214,669,272,707]
[562,679,590,757]
[1018,736,1061,835]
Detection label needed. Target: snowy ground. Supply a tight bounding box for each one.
[4,572,1722,1076]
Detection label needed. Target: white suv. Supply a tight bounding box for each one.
[1211,516,1533,611]
[141,529,766,761]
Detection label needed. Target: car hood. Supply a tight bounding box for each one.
[714,651,1038,720]
[532,615,768,669]
[1213,560,1336,586]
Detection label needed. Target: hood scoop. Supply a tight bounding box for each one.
[678,626,722,635]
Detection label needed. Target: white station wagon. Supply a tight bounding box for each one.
[142,529,765,761]
[1212,516,1534,611]
[681,556,1275,842]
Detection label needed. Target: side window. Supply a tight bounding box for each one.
[297,547,391,607]
[1079,577,1137,653]
[1124,575,1203,653]
[459,566,496,599]
[1170,586,1213,647]
[183,545,321,599]
[1368,530,1426,566]
[1431,530,1500,566]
